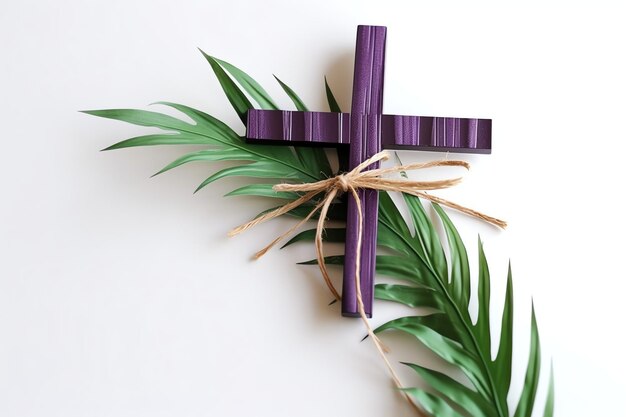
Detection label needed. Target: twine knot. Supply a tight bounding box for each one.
[335,173,351,192]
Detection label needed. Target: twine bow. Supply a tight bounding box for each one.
[228,150,506,412]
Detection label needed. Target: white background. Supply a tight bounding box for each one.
[1,1,625,416]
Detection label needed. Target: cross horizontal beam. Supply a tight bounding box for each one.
[247,109,492,153]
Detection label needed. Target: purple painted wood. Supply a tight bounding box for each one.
[382,115,491,153]
[247,109,351,145]
[247,109,492,153]
[244,25,493,318]
[342,26,386,318]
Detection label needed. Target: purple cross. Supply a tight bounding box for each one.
[246,25,491,318]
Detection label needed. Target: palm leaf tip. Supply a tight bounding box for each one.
[199,49,253,124]
[78,109,159,152]
[212,56,279,110]
[324,76,342,113]
[513,302,542,417]
[197,48,217,65]
[492,261,514,405]
[543,362,555,417]
[273,74,309,111]
[81,110,113,151]
[475,235,492,358]
[100,143,118,152]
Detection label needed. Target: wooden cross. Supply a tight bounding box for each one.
[246,25,491,317]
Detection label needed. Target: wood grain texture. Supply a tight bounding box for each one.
[342,25,387,317]
[248,110,491,153]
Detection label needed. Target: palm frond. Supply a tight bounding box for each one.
[373,193,551,417]
[86,54,337,201]
[285,195,552,417]
[86,53,553,417]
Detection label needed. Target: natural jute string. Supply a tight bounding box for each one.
[228,151,506,412]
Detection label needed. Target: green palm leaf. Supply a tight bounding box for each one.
[402,362,496,417]
[153,148,254,177]
[213,57,279,110]
[274,75,308,111]
[324,76,342,113]
[403,388,465,417]
[199,50,252,124]
[281,227,346,247]
[514,305,541,417]
[271,75,332,178]
[475,237,492,359]
[87,53,553,417]
[493,266,514,403]
[543,364,555,417]
[375,284,443,310]
[373,193,554,417]
[374,193,506,413]
[432,204,471,312]
[210,57,332,180]
[225,184,299,200]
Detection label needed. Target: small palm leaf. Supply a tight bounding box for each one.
[375,284,444,310]
[272,75,332,177]
[225,184,299,200]
[543,364,555,417]
[153,149,253,177]
[493,266,514,403]
[403,388,465,417]
[402,363,496,417]
[475,237,492,359]
[274,75,308,111]
[325,76,342,113]
[432,204,471,312]
[213,57,279,110]
[199,50,252,125]
[281,228,346,248]
[513,305,541,417]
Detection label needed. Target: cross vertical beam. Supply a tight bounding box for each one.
[342,26,386,317]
